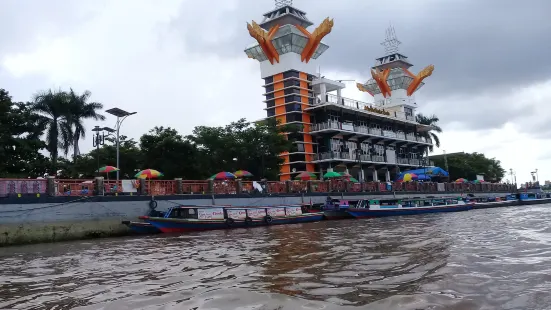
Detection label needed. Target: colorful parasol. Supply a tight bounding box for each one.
[234,170,253,178]
[324,171,342,178]
[295,171,317,181]
[135,169,163,179]
[210,171,236,180]
[348,177,359,183]
[97,166,119,173]
[455,178,468,183]
[402,173,418,182]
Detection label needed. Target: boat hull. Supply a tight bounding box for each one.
[122,221,161,234]
[520,198,551,205]
[471,200,519,209]
[323,210,353,220]
[146,213,324,233]
[347,204,473,218]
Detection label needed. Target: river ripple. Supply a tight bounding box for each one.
[2,205,551,309]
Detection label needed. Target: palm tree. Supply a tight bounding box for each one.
[66,88,105,160]
[30,89,72,173]
[415,113,442,153]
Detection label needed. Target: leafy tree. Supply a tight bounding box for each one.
[0,89,49,178]
[432,152,505,182]
[140,127,201,179]
[72,135,142,178]
[66,88,105,160]
[416,113,442,153]
[190,118,295,180]
[30,89,72,172]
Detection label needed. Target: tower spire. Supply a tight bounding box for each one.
[275,0,292,8]
[381,24,401,55]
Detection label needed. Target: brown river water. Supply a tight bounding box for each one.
[1,205,551,310]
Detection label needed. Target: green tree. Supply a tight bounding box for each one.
[66,88,105,160]
[72,135,142,178]
[416,113,442,153]
[140,127,201,179]
[190,118,295,180]
[30,89,72,172]
[432,152,505,182]
[0,89,50,177]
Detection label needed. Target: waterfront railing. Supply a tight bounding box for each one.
[0,178,517,198]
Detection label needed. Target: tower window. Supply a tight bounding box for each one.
[264,76,274,84]
[283,70,300,79]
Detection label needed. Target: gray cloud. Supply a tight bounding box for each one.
[168,0,551,129]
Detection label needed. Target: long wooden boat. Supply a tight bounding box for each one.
[346,197,473,218]
[122,205,229,234]
[468,194,519,209]
[519,192,551,205]
[144,205,324,233]
[322,198,355,220]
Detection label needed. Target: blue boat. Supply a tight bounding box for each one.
[519,192,551,205]
[144,205,324,233]
[347,197,473,218]
[122,208,168,234]
[468,194,519,209]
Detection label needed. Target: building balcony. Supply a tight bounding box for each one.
[310,121,431,145]
[308,93,417,123]
[314,152,434,167]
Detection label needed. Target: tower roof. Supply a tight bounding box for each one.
[372,25,412,70]
[259,1,313,30]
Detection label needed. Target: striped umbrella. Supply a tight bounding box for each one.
[295,171,317,181]
[97,166,119,173]
[234,170,253,178]
[135,169,164,179]
[210,171,236,180]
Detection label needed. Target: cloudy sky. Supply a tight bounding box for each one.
[1,0,550,184]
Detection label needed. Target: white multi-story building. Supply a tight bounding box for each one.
[245,0,435,181]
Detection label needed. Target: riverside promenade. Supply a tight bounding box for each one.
[0,177,516,247]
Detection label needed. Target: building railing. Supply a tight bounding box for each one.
[310,121,431,145]
[317,93,416,123]
[0,178,517,198]
[316,152,426,166]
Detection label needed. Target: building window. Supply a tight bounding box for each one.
[266,100,275,108]
[265,85,274,93]
[267,108,275,117]
[264,76,274,84]
[286,113,302,122]
[265,93,275,100]
[288,132,304,142]
[289,153,306,163]
[285,95,302,103]
[404,107,413,116]
[284,88,300,95]
[296,142,305,152]
[284,79,300,88]
[283,70,300,79]
[285,103,301,113]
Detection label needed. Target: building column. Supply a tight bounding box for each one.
[385,169,391,182]
[320,84,327,102]
[337,88,342,104]
[372,169,378,182]
[359,169,365,182]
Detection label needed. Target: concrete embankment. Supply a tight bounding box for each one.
[0,192,508,247]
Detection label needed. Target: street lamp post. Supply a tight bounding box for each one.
[92,126,106,176]
[105,108,137,184]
